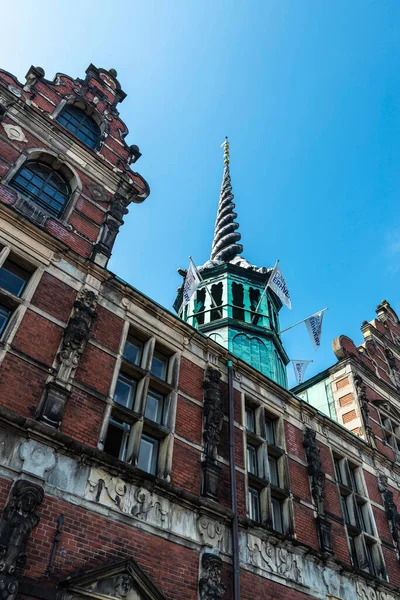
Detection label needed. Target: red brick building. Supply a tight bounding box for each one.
[0,63,399,600]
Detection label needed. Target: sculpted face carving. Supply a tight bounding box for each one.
[199,553,225,600]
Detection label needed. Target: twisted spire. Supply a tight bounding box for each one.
[210,138,243,263]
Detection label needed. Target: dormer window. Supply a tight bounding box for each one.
[57,104,100,149]
[10,161,71,217]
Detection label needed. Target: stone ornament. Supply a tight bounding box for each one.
[94,192,129,259]
[357,580,397,600]
[354,375,372,437]
[57,288,98,382]
[247,536,302,584]
[86,183,108,203]
[378,473,400,556]
[19,439,56,479]
[303,427,326,514]
[1,123,27,143]
[201,366,224,500]
[199,553,225,600]
[197,516,223,548]
[0,480,44,600]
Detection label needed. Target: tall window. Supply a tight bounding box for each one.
[0,250,32,336]
[104,332,177,479]
[10,162,70,217]
[245,400,290,534]
[334,454,386,578]
[57,104,100,149]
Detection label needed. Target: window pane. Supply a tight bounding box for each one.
[341,495,350,524]
[268,455,279,487]
[114,376,136,409]
[137,435,158,475]
[365,543,376,576]
[247,444,258,476]
[104,419,130,460]
[0,260,30,297]
[249,488,261,522]
[334,458,343,484]
[10,162,70,217]
[123,337,142,365]
[57,105,100,149]
[349,468,359,492]
[348,535,359,569]
[0,305,11,335]
[145,390,164,424]
[246,408,255,432]
[271,497,284,533]
[265,417,276,444]
[150,351,168,380]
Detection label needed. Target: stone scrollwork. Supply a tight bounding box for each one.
[357,580,396,600]
[354,375,373,440]
[201,367,224,500]
[197,515,223,548]
[199,553,225,600]
[86,468,168,527]
[0,480,44,600]
[247,536,302,584]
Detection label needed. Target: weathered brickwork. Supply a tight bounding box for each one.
[0,62,399,600]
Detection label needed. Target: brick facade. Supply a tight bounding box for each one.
[0,63,398,600]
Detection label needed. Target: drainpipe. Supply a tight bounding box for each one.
[228,359,240,600]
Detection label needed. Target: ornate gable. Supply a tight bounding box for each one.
[58,559,167,600]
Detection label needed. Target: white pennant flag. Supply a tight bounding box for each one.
[267,262,292,309]
[305,311,324,350]
[292,360,313,385]
[182,261,201,307]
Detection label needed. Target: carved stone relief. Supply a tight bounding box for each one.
[357,580,398,600]
[201,367,224,500]
[354,375,373,440]
[199,553,225,600]
[0,480,43,599]
[86,469,168,527]
[378,474,400,556]
[197,516,223,548]
[247,536,302,584]
[39,288,98,428]
[1,124,27,143]
[19,439,56,479]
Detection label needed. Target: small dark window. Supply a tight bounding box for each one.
[150,351,168,381]
[249,287,261,325]
[245,407,256,433]
[104,418,130,460]
[265,417,276,445]
[247,444,258,476]
[0,260,30,297]
[249,487,261,522]
[232,282,244,321]
[57,104,100,149]
[341,495,351,525]
[210,282,223,322]
[271,497,284,533]
[334,458,344,484]
[114,374,136,410]
[348,535,359,569]
[145,390,165,424]
[194,288,206,326]
[268,455,280,487]
[349,466,359,492]
[0,305,11,335]
[137,434,159,475]
[365,542,377,576]
[123,336,143,365]
[10,161,70,217]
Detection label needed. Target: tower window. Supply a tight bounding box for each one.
[232,282,244,321]
[210,282,223,321]
[123,336,143,366]
[10,161,71,217]
[57,104,100,149]
[249,287,261,325]
[194,288,206,326]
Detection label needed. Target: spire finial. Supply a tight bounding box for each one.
[222,136,230,165]
[210,138,243,263]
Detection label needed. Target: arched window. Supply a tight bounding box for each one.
[10,161,71,217]
[57,104,100,149]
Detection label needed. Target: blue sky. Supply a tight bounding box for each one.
[2,1,400,387]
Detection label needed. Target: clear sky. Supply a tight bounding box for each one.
[1,1,399,387]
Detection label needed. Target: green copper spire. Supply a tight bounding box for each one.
[210,138,243,263]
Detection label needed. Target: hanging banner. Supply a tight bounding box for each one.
[292,360,313,385]
[182,261,201,306]
[305,311,324,350]
[267,262,292,310]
